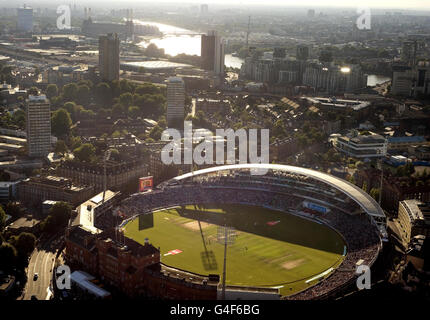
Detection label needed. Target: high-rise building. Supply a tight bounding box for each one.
[200,4,208,15]
[307,9,316,18]
[201,30,225,75]
[17,5,33,32]
[296,45,310,61]
[99,33,120,82]
[26,95,51,158]
[402,40,419,66]
[273,47,286,59]
[303,63,367,94]
[166,77,185,127]
[392,61,430,97]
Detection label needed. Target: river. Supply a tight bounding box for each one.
[134,20,243,69]
[134,21,393,82]
[367,74,391,87]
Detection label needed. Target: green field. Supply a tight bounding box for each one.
[124,204,346,296]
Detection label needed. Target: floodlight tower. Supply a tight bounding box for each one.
[217,225,236,300]
[246,16,251,50]
[378,158,383,205]
[103,149,112,203]
[221,225,228,300]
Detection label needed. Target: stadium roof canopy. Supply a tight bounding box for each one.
[70,271,111,298]
[168,164,386,222]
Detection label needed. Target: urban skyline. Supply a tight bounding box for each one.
[0,0,429,310]
[4,0,430,10]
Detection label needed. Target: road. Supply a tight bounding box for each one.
[22,238,59,300]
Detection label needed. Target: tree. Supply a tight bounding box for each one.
[0,243,17,271]
[158,117,167,129]
[119,79,133,94]
[144,43,165,58]
[128,106,140,118]
[62,83,78,102]
[135,83,161,95]
[28,86,39,96]
[73,143,96,162]
[99,108,111,118]
[95,82,112,106]
[55,140,68,155]
[49,202,72,227]
[50,96,62,108]
[112,103,125,118]
[348,175,356,184]
[396,162,415,177]
[11,109,25,128]
[77,85,91,106]
[79,109,96,118]
[111,130,121,138]
[51,108,72,137]
[149,125,163,140]
[64,101,77,120]
[119,92,133,108]
[10,232,36,257]
[40,215,55,233]
[46,84,59,99]
[68,135,82,150]
[78,79,93,90]
[369,188,380,201]
[5,202,21,218]
[0,205,5,231]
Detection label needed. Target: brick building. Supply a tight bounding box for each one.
[355,168,430,215]
[397,200,430,246]
[149,150,191,185]
[74,117,114,137]
[270,137,300,162]
[195,98,229,114]
[56,159,147,193]
[65,225,218,299]
[18,175,95,210]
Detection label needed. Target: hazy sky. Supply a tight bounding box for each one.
[8,0,430,10]
[181,0,428,9]
[75,0,430,10]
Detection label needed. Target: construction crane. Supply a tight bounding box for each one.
[246,16,251,50]
[378,158,383,206]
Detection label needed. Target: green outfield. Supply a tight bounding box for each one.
[124,204,346,296]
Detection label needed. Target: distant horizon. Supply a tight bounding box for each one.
[5,0,430,11]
